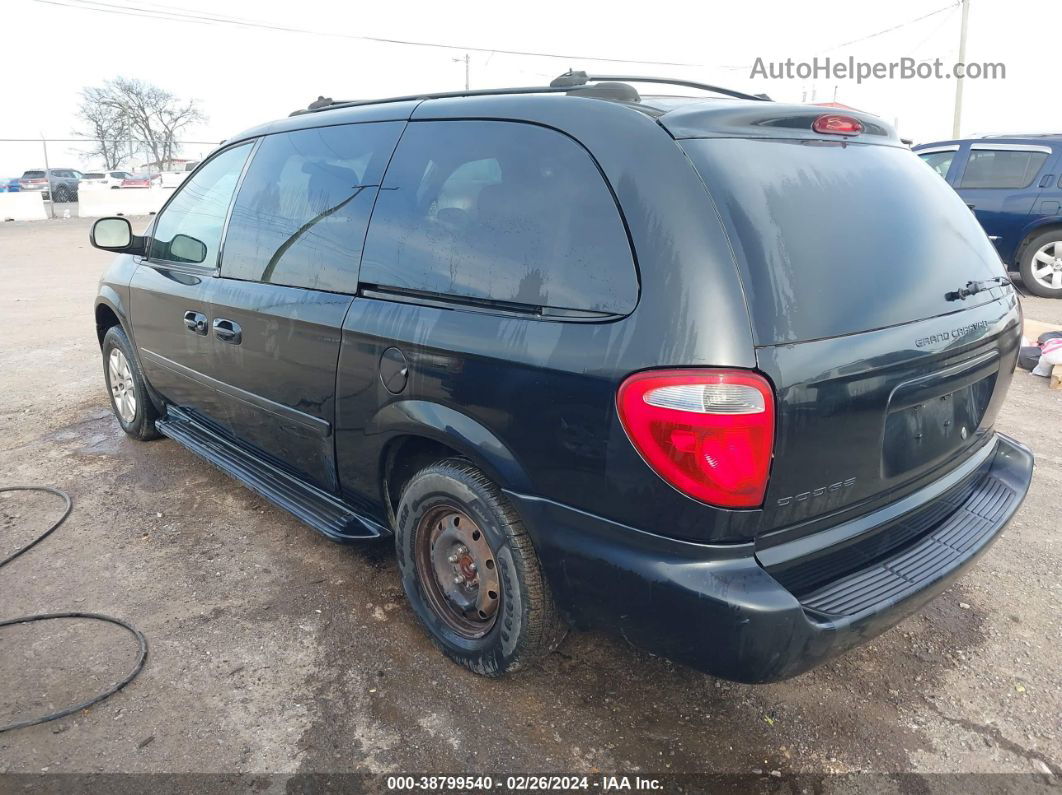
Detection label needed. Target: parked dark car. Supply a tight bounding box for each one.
[90,74,1033,682]
[19,168,81,201]
[914,135,1062,298]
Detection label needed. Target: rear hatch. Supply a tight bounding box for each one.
[20,170,47,188]
[670,104,1021,546]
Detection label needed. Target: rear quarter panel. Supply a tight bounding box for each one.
[335,95,764,542]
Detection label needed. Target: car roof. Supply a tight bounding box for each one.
[914,135,1062,150]
[225,74,771,144]
[226,88,898,150]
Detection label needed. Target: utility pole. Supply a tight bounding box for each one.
[453,53,470,90]
[952,0,970,138]
[40,133,53,219]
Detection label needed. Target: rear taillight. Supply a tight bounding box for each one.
[617,369,775,508]
[812,114,864,136]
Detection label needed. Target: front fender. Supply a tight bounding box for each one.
[94,253,140,345]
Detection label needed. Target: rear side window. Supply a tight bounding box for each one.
[959,148,1049,189]
[918,151,954,179]
[220,121,403,292]
[150,142,252,266]
[361,120,637,315]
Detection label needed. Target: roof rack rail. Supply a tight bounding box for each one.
[290,84,576,116]
[549,71,770,102]
[978,132,1062,139]
[288,71,769,116]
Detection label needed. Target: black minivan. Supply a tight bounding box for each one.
[91,74,1033,682]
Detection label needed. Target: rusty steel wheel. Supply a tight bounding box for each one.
[413,506,502,639]
[396,459,566,676]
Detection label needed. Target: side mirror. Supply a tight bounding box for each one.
[90,217,147,256]
[169,233,208,264]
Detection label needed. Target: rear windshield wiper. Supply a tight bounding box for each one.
[946,276,1009,301]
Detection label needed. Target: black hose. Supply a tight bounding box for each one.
[0,485,71,567]
[0,487,148,733]
[0,612,148,732]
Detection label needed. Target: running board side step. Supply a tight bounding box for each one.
[156,407,388,542]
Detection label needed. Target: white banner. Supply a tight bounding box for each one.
[0,192,48,221]
[78,187,171,218]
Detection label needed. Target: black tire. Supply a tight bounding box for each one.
[395,459,565,676]
[1019,230,1062,298]
[101,325,161,441]
[53,185,71,203]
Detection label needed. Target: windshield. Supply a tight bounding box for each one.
[681,139,1006,344]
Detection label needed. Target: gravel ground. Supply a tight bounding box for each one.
[0,216,1059,786]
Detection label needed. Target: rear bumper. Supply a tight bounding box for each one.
[508,433,1033,683]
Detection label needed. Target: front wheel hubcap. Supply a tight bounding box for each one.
[1031,241,1062,290]
[415,506,501,639]
[108,348,137,423]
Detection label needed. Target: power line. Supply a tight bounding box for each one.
[30,0,701,67]
[721,2,959,70]
[823,2,958,53]
[0,138,219,143]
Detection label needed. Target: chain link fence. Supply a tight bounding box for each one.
[0,137,221,218]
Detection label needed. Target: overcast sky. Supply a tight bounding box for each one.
[2,0,1058,175]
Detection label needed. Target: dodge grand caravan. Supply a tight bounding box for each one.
[90,73,1034,681]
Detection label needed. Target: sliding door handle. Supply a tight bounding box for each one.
[212,318,242,345]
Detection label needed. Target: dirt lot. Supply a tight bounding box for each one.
[1,216,1060,784]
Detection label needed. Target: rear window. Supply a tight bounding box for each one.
[959,148,1049,189]
[22,171,45,178]
[360,120,637,316]
[681,139,1005,345]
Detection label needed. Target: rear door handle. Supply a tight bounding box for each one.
[184,310,208,335]
[212,318,242,345]
[1039,174,1055,188]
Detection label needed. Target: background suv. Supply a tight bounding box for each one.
[19,167,81,201]
[915,135,1062,297]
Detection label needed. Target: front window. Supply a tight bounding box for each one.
[918,151,955,178]
[150,143,252,266]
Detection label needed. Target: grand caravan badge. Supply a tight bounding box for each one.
[915,319,989,348]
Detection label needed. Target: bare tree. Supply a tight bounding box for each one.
[78,77,206,169]
[73,86,129,169]
[156,97,205,166]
